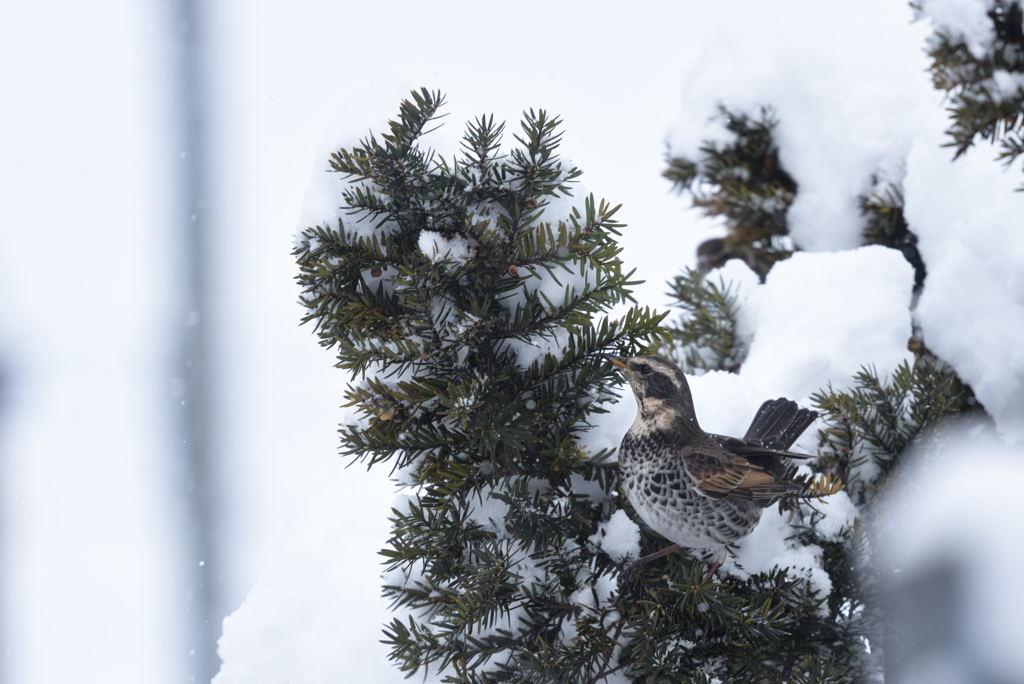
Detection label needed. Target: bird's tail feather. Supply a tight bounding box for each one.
[744,398,817,451]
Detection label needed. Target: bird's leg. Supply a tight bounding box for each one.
[701,548,726,582]
[701,559,722,582]
[618,544,683,591]
[635,544,682,566]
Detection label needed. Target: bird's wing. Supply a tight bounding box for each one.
[680,442,803,502]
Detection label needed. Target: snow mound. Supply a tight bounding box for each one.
[667,0,1024,441]
[904,112,1024,441]
[213,462,401,683]
[876,422,1024,682]
[740,246,915,401]
[668,1,933,252]
[726,505,831,600]
[915,0,998,58]
[589,509,641,562]
[810,490,859,542]
[418,230,475,263]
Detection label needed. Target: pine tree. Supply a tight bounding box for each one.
[295,89,670,680]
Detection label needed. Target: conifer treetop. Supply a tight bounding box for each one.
[295,89,670,679]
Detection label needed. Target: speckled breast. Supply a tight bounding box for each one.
[618,433,762,550]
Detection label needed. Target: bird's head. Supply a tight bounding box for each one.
[605,354,701,437]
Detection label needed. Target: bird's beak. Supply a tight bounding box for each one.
[601,354,630,371]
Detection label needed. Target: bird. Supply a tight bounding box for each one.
[607,353,819,578]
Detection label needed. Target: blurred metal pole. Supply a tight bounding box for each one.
[167,0,220,680]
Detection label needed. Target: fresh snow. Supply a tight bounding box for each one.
[578,385,637,460]
[915,0,998,58]
[417,229,476,264]
[739,246,915,401]
[877,421,1024,682]
[991,68,1024,98]
[503,325,574,371]
[668,1,934,252]
[665,0,1024,440]
[465,486,512,533]
[725,505,832,601]
[589,509,641,563]
[809,490,859,542]
[213,457,397,684]
[904,110,1024,440]
[569,574,620,615]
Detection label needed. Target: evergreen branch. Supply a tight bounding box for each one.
[811,358,970,505]
[919,1,1024,168]
[664,106,798,279]
[661,267,744,374]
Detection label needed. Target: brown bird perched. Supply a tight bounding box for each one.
[607,354,819,577]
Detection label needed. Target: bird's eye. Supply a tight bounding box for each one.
[637,364,652,375]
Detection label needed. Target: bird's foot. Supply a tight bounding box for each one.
[636,544,682,566]
[618,561,643,592]
[700,548,726,582]
[618,544,683,592]
[701,559,723,583]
